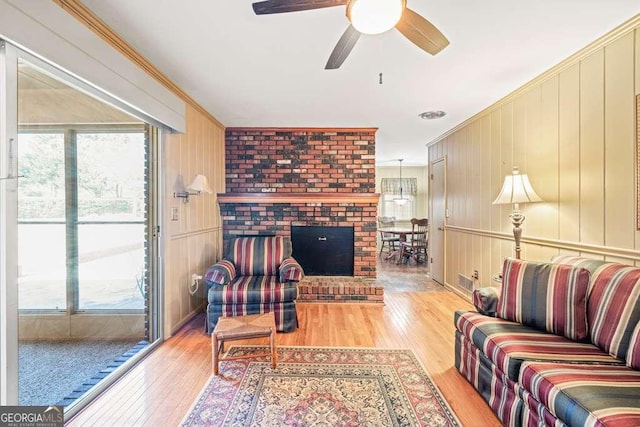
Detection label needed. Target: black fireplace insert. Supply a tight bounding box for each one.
[291,226,354,276]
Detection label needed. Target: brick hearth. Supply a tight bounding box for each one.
[298,276,384,303]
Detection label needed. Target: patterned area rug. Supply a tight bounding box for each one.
[183,346,460,426]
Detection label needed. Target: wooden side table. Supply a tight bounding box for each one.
[211,312,277,375]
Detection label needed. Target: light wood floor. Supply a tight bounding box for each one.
[67,276,500,426]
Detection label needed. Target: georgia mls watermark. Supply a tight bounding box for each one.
[0,406,63,427]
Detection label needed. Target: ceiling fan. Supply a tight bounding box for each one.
[252,0,449,69]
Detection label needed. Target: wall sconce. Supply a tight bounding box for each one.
[174,174,212,203]
[492,167,542,259]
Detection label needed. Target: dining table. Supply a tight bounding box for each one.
[378,227,426,263]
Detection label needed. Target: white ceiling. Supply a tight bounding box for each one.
[82,1,640,166]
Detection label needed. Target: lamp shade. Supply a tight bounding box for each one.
[347,0,405,35]
[492,167,542,205]
[187,174,212,194]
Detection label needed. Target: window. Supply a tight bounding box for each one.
[380,178,417,220]
[76,132,147,310]
[18,128,148,312]
[17,133,66,309]
[15,58,154,315]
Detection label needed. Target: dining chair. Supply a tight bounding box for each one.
[398,218,428,264]
[377,216,400,257]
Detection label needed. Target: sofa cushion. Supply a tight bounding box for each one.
[520,362,640,427]
[588,263,640,360]
[208,276,298,305]
[207,301,298,333]
[226,236,289,276]
[628,322,640,369]
[455,311,622,381]
[455,330,524,426]
[497,258,590,341]
[520,390,564,427]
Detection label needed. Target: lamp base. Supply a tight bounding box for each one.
[509,208,525,259]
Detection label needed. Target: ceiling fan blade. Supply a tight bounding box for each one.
[253,0,347,15]
[325,25,361,70]
[395,8,449,55]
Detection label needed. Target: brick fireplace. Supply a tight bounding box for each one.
[218,127,383,302]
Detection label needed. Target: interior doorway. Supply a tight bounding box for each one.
[429,157,446,285]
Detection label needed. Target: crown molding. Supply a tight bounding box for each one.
[52,0,224,129]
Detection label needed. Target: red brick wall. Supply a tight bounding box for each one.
[220,128,378,277]
[225,128,375,193]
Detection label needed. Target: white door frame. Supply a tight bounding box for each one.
[0,40,19,405]
[428,156,447,285]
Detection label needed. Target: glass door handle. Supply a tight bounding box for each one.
[1,138,24,180]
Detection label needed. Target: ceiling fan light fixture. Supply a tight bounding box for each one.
[347,0,406,35]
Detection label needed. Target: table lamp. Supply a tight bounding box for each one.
[492,167,542,259]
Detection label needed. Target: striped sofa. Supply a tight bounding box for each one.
[455,256,640,427]
[204,236,304,333]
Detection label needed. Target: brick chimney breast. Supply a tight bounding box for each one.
[220,128,380,277]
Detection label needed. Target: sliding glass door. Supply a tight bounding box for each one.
[1,40,162,415]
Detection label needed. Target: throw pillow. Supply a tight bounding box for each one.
[627,321,640,369]
[497,258,590,341]
[550,255,610,276]
[472,287,500,317]
[589,263,640,360]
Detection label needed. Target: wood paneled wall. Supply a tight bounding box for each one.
[164,104,225,335]
[428,17,640,295]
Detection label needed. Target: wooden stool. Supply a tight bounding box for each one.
[211,312,277,375]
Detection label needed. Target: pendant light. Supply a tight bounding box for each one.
[393,159,408,205]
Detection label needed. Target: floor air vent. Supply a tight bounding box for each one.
[458,274,474,291]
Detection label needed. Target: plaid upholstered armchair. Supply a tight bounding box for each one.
[204,236,304,333]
